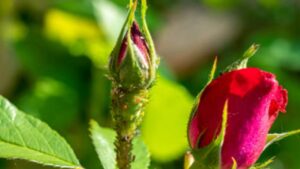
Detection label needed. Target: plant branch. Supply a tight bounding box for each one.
[112,87,148,169]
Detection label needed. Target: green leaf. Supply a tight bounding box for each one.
[264,129,300,150]
[90,120,150,169]
[142,76,194,161]
[0,95,82,169]
[132,136,151,169]
[190,101,228,169]
[89,120,116,169]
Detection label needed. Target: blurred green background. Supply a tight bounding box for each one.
[0,0,300,168]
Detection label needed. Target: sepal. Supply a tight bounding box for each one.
[189,101,228,169]
[231,158,237,169]
[141,0,159,80]
[250,157,275,169]
[264,129,300,150]
[184,152,195,169]
[224,44,259,73]
[187,57,218,148]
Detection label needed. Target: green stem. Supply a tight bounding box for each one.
[112,86,148,169]
[115,123,134,169]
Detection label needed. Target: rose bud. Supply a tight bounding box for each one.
[188,68,288,169]
[109,20,158,90]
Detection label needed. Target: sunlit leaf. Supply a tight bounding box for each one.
[142,76,194,161]
[90,120,150,169]
[132,136,151,169]
[89,120,116,169]
[0,96,82,168]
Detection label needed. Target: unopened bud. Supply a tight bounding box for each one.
[109,20,157,90]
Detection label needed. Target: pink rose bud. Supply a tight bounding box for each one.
[188,68,288,169]
[109,20,157,90]
[117,21,150,69]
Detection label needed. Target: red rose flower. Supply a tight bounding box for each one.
[188,68,288,169]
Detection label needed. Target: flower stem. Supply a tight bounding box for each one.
[112,87,148,169]
[115,124,134,169]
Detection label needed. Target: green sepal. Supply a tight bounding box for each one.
[250,157,275,169]
[223,44,259,73]
[264,129,300,150]
[187,57,218,147]
[109,0,137,75]
[184,152,195,169]
[207,57,218,84]
[189,101,228,169]
[141,0,159,86]
[117,35,149,90]
[231,158,237,169]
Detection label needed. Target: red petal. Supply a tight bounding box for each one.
[188,68,288,168]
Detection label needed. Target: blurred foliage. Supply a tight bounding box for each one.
[45,9,110,67]
[16,78,79,130]
[142,76,193,162]
[1,0,300,168]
